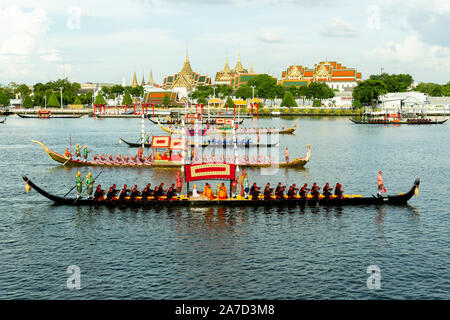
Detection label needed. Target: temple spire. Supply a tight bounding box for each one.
[180,49,193,78]
[250,62,254,74]
[132,70,138,88]
[141,71,145,86]
[147,69,154,86]
[223,56,231,74]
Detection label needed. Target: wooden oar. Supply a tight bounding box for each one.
[64,182,79,197]
[62,156,72,166]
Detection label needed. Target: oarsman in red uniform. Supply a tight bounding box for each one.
[94,185,105,201]
[285,147,289,163]
[106,184,118,200]
[334,183,344,199]
[322,183,333,199]
[311,183,320,199]
[377,171,386,197]
[176,171,183,194]
[119,184,130,200]
[299,184,310,199]
[130,185,140,200]
[137,146,143,162]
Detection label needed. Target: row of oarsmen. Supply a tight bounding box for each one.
[249,182,344,200]
[89,182,344,201]
[93,183,178,201]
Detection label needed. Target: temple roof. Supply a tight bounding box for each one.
[231,53,248,74]
[281,60,361,83]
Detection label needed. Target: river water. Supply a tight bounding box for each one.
[0,115,449,299]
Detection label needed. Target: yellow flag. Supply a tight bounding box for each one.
[25,182,32,193]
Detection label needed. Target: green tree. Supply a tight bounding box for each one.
[225,96,234,108]
[73,96,82,105]
[162,94,171,107]
[22,95,34,108]
[197,96,207,105]
[122,92,132,105]
[47,93,60,107]
[235,85,252,100]
[308,82,334,100]
[216,84,233,98]
[442,81,450,96]
[15,84,31,99]
[268,85,284,105]
[95,94,107,105]
[0,86,14,106]
[130,86,144,98]
[280,91,297,107]
[247,74,277,102]
[369,73,413,92]
[312,99,321,107]
[298,86,312,105]
[191,85,213,101]
[0,90,10,106]
[415,82,443,96]
[110,85,125,98]
[352,80,388,107]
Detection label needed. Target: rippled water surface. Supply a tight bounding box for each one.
[0,115,449,299]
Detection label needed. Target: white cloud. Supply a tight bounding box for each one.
[367,36,450,79]
[259,30,283,43]
[317,17,358,37]
[39,48,62,62]
[0,6,50,78]
[0,6,48,55]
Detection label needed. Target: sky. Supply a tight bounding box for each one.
[0,0,449,86]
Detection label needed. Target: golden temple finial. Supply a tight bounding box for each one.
[148,69,154,86]
[250,62,254,74]
[141,72,145,86]
[180,49,193,78]
[132,69,138,88]
[223,56,231,74]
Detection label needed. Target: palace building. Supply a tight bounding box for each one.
[162,51,212,100]
[280,60,362,92]
[215,54,263,89]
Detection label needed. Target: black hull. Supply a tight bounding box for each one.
[0,118,5,124]
[350,118,448,125]
[22,175,420,207]
[119,138,278,148]
[17,114,83,119]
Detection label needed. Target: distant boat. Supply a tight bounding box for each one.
[350,118,447,125]
[17,110,83,119]
[119,137,279,148]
